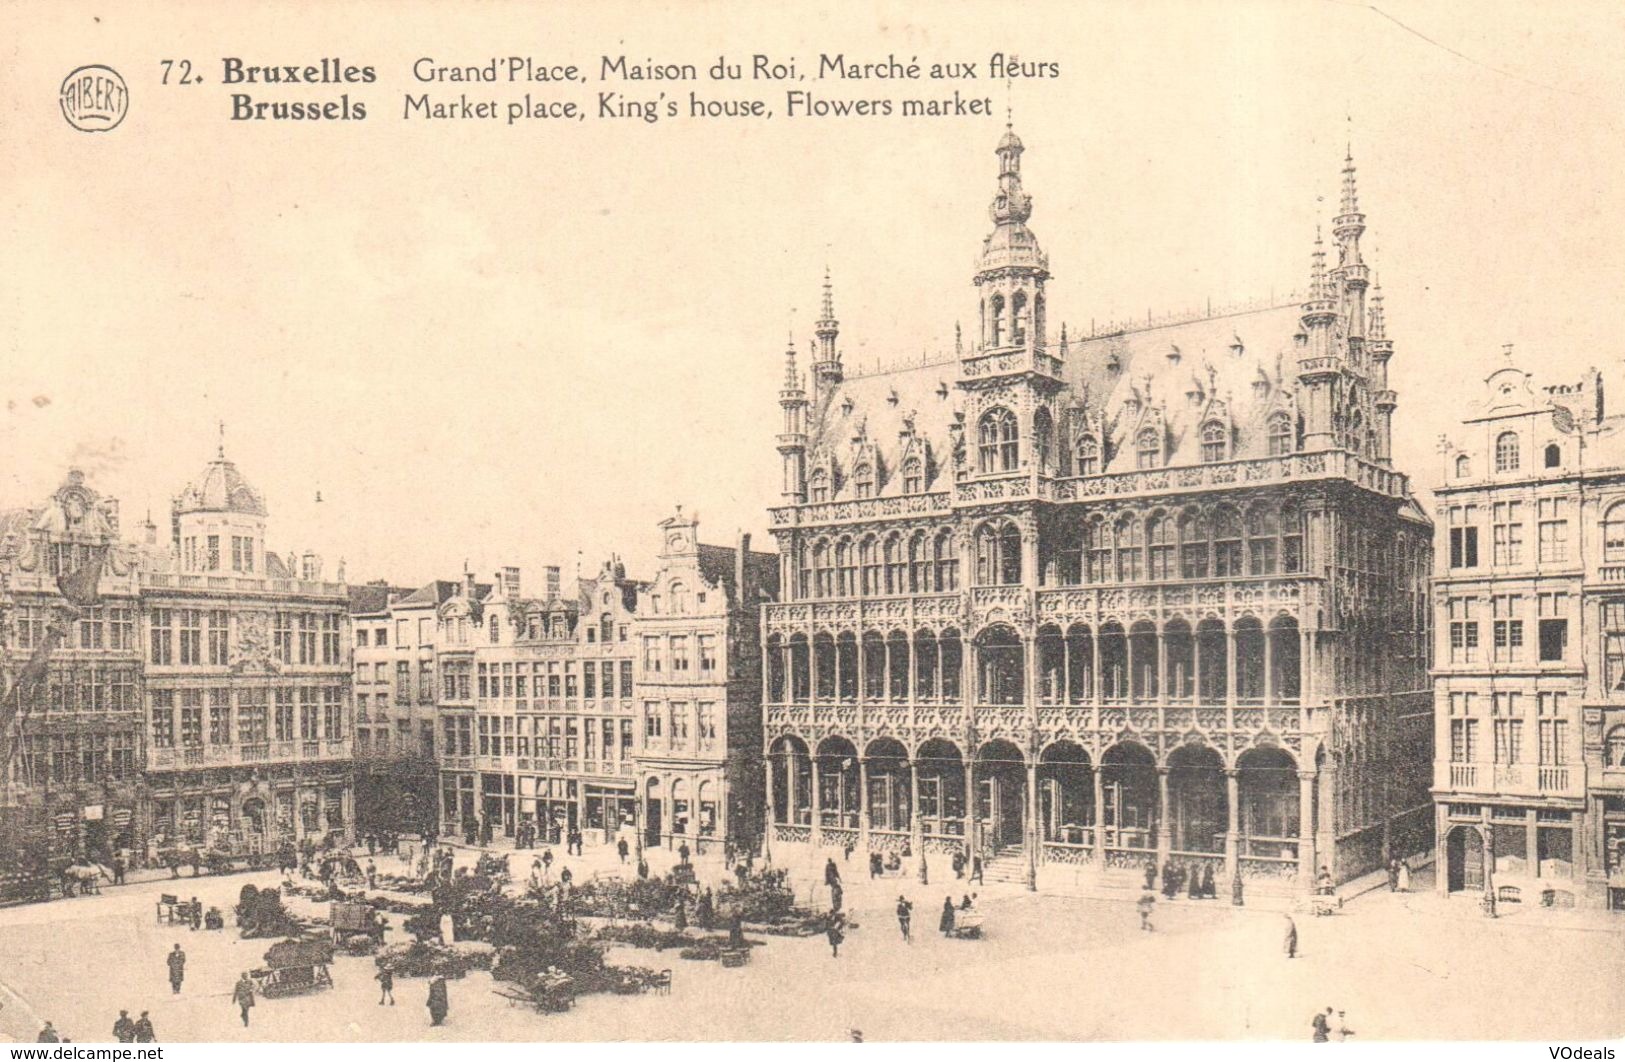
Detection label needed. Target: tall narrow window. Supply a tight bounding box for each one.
[1200,421,1227,463]
[808,469,830,504]
[978,408,1019,473]
[1268,414,1294,457]
[901,459,922,494]
[1495,431,1520,473]
[852,464,874,500]
[1136,428,1161,470]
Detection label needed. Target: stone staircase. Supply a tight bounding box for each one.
[981,848,1031,886]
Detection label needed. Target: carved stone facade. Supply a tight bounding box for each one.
[763,129,1432,892]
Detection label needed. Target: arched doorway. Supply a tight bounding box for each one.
[865,738,911,835]
[915,738,966,841]
[975,626,1025,705]
[1039,740,1092,846]
[976,739,1028,852]
[1446,824,1486,893]
[1100,742,1158,852]
[816,736,860,830]
[769,735,811,827]
[1167,744,1225,854]
[1236,746,1299,860]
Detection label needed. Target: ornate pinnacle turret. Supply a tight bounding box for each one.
[811,270,842,395]
[816,267,837,335]
[1340,147,1360,217]
[1368,279,1387,341]
[1310,226,1327,300]
[781,331,801,391]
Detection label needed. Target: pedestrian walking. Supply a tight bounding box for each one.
[366,859,377,889]
[1187,863,1202,900]
[1311,1006,1333,1042]
[1231,872,1245,906]
[542,848,554,874]
[697,888,715,931]
[824,858,840,888]
[679,840,691,865]
[1137,889,1155,931]
[113,1010,135,1043]
[896,895,913,942]
[133,1012,156,1043]
[189,896,202,930]
[232,972,256,1027]
[37,1022,59,1042]
[113,853,126,886]
[951,850,964,879]
[939,896,956,937]
[674,896,689,932]
[617,838,629,864]
[1283,915,1299,959]
[971,855,984,885]
[1386,858,1400,891]
[1397,860,1411,892]
[830,880,844,913]
[1201,865,1216,899]
[1335,1010,1356,1041]
[377,966,395,1005]
[167,943,186,994]
[427,976,449,1026]
[826,913,845,958]
[1143,860,1157,891]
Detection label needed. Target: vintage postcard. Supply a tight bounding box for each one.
[1,0,1622,1048]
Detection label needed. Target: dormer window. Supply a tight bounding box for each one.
[1136,428,1162,470]
[852,464,874,499]
[1200,421,1227,463]
[809,470,830,504]
[901,458,923,494]
[1076,436,1100,476]
[1267,413,1294,457]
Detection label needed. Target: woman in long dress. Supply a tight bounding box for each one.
[1396,860,1411,892]
[939,896,956,936]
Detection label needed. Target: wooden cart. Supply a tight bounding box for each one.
[250,938,335,998]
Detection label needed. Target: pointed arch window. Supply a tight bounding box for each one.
[809,469,830,504]
[908,530,930,591]
[1212,506,1243,577]
[1011,291,1028,345]
[852,463,874,500]
[978,408,1019,473]
[1033,408,1054,475]
[1136,428,1162,470]
[1115,514,1144,582]
[1178,509,1210,579]
[1200,421,1227,463]
[1495,431,1520,473]
[1147,513,1175,580]
[1245,504,1280,575]
[811,540,833,598]
[858,536,881,596]
[1075,435,1100,476]
[975,521,1022,586]
[901,458,923,494]
[883,533,905,593]
[933,529,959,592]
[989,294,1006,346]
[1084,516,1111,583]
[1267,413,1294,456]
[835,539,857,597]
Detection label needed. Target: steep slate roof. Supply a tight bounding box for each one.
[697,543,781,604]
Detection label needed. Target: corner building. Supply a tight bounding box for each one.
[1434,354,1625,910]
[763,129,1432,893]
[142,446,353,853]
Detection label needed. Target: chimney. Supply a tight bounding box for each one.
[142,514,158,546]
[465,571,477,600]
[545,566,561,599]
[503,566,521,599]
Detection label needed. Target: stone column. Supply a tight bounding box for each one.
[1224,769,1240,885]
[1025,758,1039,891]
[963,759,977,856]
[1298,769,1316,889]
[1092,765,1107,878]
[858,757,871,853]
[763,753,776,860]
[810,756,823,848]
[1157,767,1173,865]
[909,759,923,861]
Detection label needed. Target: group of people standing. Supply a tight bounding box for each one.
[1145,859,1220,900]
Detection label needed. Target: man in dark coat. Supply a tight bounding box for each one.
[939,896,956,936]
[1311,1007,1332,1042]
[825,913,845,958]
[377,966,395,1005]
[113,1010,135,1042]
[232,973,256,1027]
[896,896,913,942]
[427,976,449,1026]
[37,1022,59,1042]
[1144,860,1157,891]
[167,943,187,994]
[1201,865,1217,899]
[133,1012,156,1043]
[951,850,964,879]
[971,856,984,885]
[696,888,715,931]
[112,853,126,886]
[617,838,629,864]
[824,858,840,887]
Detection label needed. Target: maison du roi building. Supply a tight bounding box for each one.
[761,127,1433,893]
[0,446,353,879]
[1435,353,1625,910]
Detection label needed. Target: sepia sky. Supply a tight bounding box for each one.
[4,0,1625,588]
